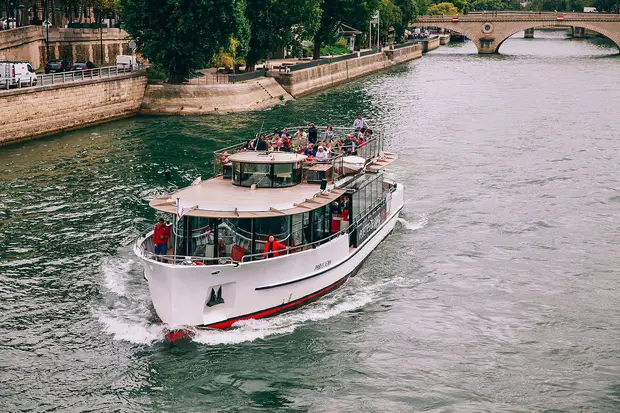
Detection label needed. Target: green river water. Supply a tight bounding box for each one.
[1,31,620,412]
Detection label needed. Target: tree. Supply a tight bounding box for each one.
[244,0,322,70]
[313,0,382,59]
[120,0,249,83]
[378,0,402,41]
[427,1,458,14]
[393,0,420,41]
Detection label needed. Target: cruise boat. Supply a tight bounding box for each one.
[134,126,404,334]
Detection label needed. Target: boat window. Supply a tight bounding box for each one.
[232,162,241,183]
[352,190,361,223]
[273,163,294,187]
[291,213,307,249]
[234,162,301,188]
[188,217,218,258]
[241,163,272,188]
[253,216,291,257]
[359,185,367,216]
[311,208,323,242]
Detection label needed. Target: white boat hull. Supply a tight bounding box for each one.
[135,184,404,329]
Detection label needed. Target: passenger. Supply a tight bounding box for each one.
[322,125,335,141]
[325,142,333,155]
[294,128,306,141]
[263,234,287,259]
[304,144,317,157]
[282,136,291,152]
[255,135,268,151]
[153,218,171,262]
[315,145,329,162]
[353,114,368,133]
[308,123,318,145]
[334,139,344,153]
[343,134,357,154]
[281,128,290,138]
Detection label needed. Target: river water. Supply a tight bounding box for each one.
[1,31,619,412]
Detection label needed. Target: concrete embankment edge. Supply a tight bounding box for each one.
[275,42,425,98]
[0,73,147,146]
[140,77,292,115]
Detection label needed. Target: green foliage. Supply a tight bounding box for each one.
[244,0,322,69]
[379,0,403,38]
[313,0,382,58]
[427,2,458,14]
[394,0,421,40]
[120,0,249,83]
[320,44,351,55]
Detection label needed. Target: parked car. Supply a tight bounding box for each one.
[44,59,71,74]
[0,61,38,88]
[71,61,96,71]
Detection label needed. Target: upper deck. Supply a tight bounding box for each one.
[150,125,396,219]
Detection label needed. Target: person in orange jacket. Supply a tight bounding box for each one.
[263,234,287,259]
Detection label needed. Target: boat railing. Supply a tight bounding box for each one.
[137,228,347,266]
[212,126,384,178]
[239,230,344,263]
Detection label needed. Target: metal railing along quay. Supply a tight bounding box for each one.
[1,65,144,91]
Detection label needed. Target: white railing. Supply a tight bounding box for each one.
[0,65,144,91]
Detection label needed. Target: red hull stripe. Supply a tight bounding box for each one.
[201,271,353,330]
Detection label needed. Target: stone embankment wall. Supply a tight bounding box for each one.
[0,73,146,145]
[274,43,423,97]
[0,26,43,67]
[141,77,292,115]
[421,36,441,52]
[0,27,131,69]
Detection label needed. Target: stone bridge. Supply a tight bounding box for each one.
[415,12,620,53]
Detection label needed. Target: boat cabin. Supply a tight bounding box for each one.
[142,126,397,265]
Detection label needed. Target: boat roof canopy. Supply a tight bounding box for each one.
[150,177,346,219]
[228,151,308,164]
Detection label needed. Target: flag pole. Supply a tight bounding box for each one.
[174,197,180,262]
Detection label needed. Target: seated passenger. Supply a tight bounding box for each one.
[315,146,329,162]
[263,234,287,259]
[304,144,317,157]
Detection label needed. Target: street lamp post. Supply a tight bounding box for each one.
[99,2,103,65]
[44,0,49,61]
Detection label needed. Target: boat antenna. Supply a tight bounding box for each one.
[254,119,266,152]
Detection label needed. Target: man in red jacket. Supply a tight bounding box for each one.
[153,218,171,262]
[263,234,288,259]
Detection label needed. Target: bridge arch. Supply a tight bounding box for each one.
[414,15,620,54]
[494,22,620,54]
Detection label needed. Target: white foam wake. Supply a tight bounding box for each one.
[192,290,374,345]
[397,213,428,231]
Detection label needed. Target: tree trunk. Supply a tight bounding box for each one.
[313,34,321,60]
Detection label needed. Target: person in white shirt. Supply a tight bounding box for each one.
[315,146,329,162]
[353,114,368,132]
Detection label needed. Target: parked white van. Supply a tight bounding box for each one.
[0,61,38,88]
[116,55,138,70]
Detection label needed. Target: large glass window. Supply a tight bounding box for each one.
[253,216,291,257]
[352,191,361,222]
[291,213,305,248]
[188,217,217,258]
[233,162,302,188]
[359,185,367,216]
[273,163,294,187]
[233,162,241,183]
[241,163,272,188]
[311,207,324,243]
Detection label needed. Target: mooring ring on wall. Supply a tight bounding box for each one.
[482,23,494,34]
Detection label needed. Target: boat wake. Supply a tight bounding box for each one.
[397,214,428,231]
[94,249,409,346]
